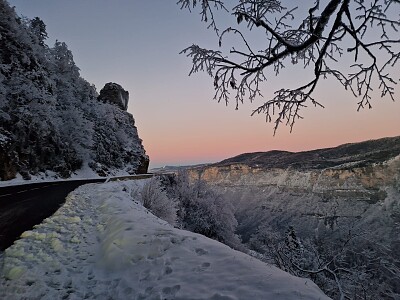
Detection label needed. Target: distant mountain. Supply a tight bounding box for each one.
[217,136,400,170]
[150,163,210,174]
[0,0,148,181]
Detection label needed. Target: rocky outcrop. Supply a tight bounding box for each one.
[137,155,150,174]
[98,82,129,110]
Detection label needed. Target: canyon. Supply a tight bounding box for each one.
[187,136,400,298]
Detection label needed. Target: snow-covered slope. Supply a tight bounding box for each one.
[0,181,329,299]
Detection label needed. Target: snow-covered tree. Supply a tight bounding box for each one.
[29,17,48,45]
[169,172,240,247]
[141,177,177,225]
[249,224,400,299]
[51,41,80,82]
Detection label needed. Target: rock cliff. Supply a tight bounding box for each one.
[98,82,129,111]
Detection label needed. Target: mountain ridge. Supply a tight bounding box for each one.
[215,135,400,170]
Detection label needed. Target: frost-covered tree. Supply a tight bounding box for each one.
[179,0,400,133]
[29,17,48,45]
[249,224,400,299]
[169,172,240,247]
[141,177,177,225]
[51,41,80,82]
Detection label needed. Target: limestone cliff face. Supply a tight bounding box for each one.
[189,155,400,202]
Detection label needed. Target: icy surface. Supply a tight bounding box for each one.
[0,181,330,299]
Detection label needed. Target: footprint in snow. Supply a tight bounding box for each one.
[193,262,211,273]
[162,284,181,298]
[195,248,208,256]
[164,266,173,275]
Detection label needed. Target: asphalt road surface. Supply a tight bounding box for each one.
[0,179,106,251]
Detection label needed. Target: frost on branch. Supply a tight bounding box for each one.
[180,0,400,133]
[177,0,228,34]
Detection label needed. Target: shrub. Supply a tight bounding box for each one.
[141,178,177,225]
[170,171,240,247]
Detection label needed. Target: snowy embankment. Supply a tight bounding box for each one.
[0,164,129,187]
[0,181,330,300]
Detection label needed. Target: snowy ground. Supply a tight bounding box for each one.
[0,163,136,187]
[0,180,330,300]
[0,167,98,187]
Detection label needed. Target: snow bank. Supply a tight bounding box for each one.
[0,181,330,299]
[0,163,128,187]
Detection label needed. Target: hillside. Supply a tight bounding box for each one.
[0,0,148,181]
[218,136,400,170]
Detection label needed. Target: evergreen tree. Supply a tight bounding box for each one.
[29,17,47,45]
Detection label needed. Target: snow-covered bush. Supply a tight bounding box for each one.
[248,224,400,300]
[167,172,240,247]
[141,178,177,225]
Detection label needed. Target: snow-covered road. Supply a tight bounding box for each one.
[0,181,330,299]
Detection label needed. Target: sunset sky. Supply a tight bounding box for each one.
[9,0,400,168]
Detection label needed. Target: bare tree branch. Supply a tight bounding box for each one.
[179,0,400,133]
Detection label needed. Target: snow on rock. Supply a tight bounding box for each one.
[0,181,330,300]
